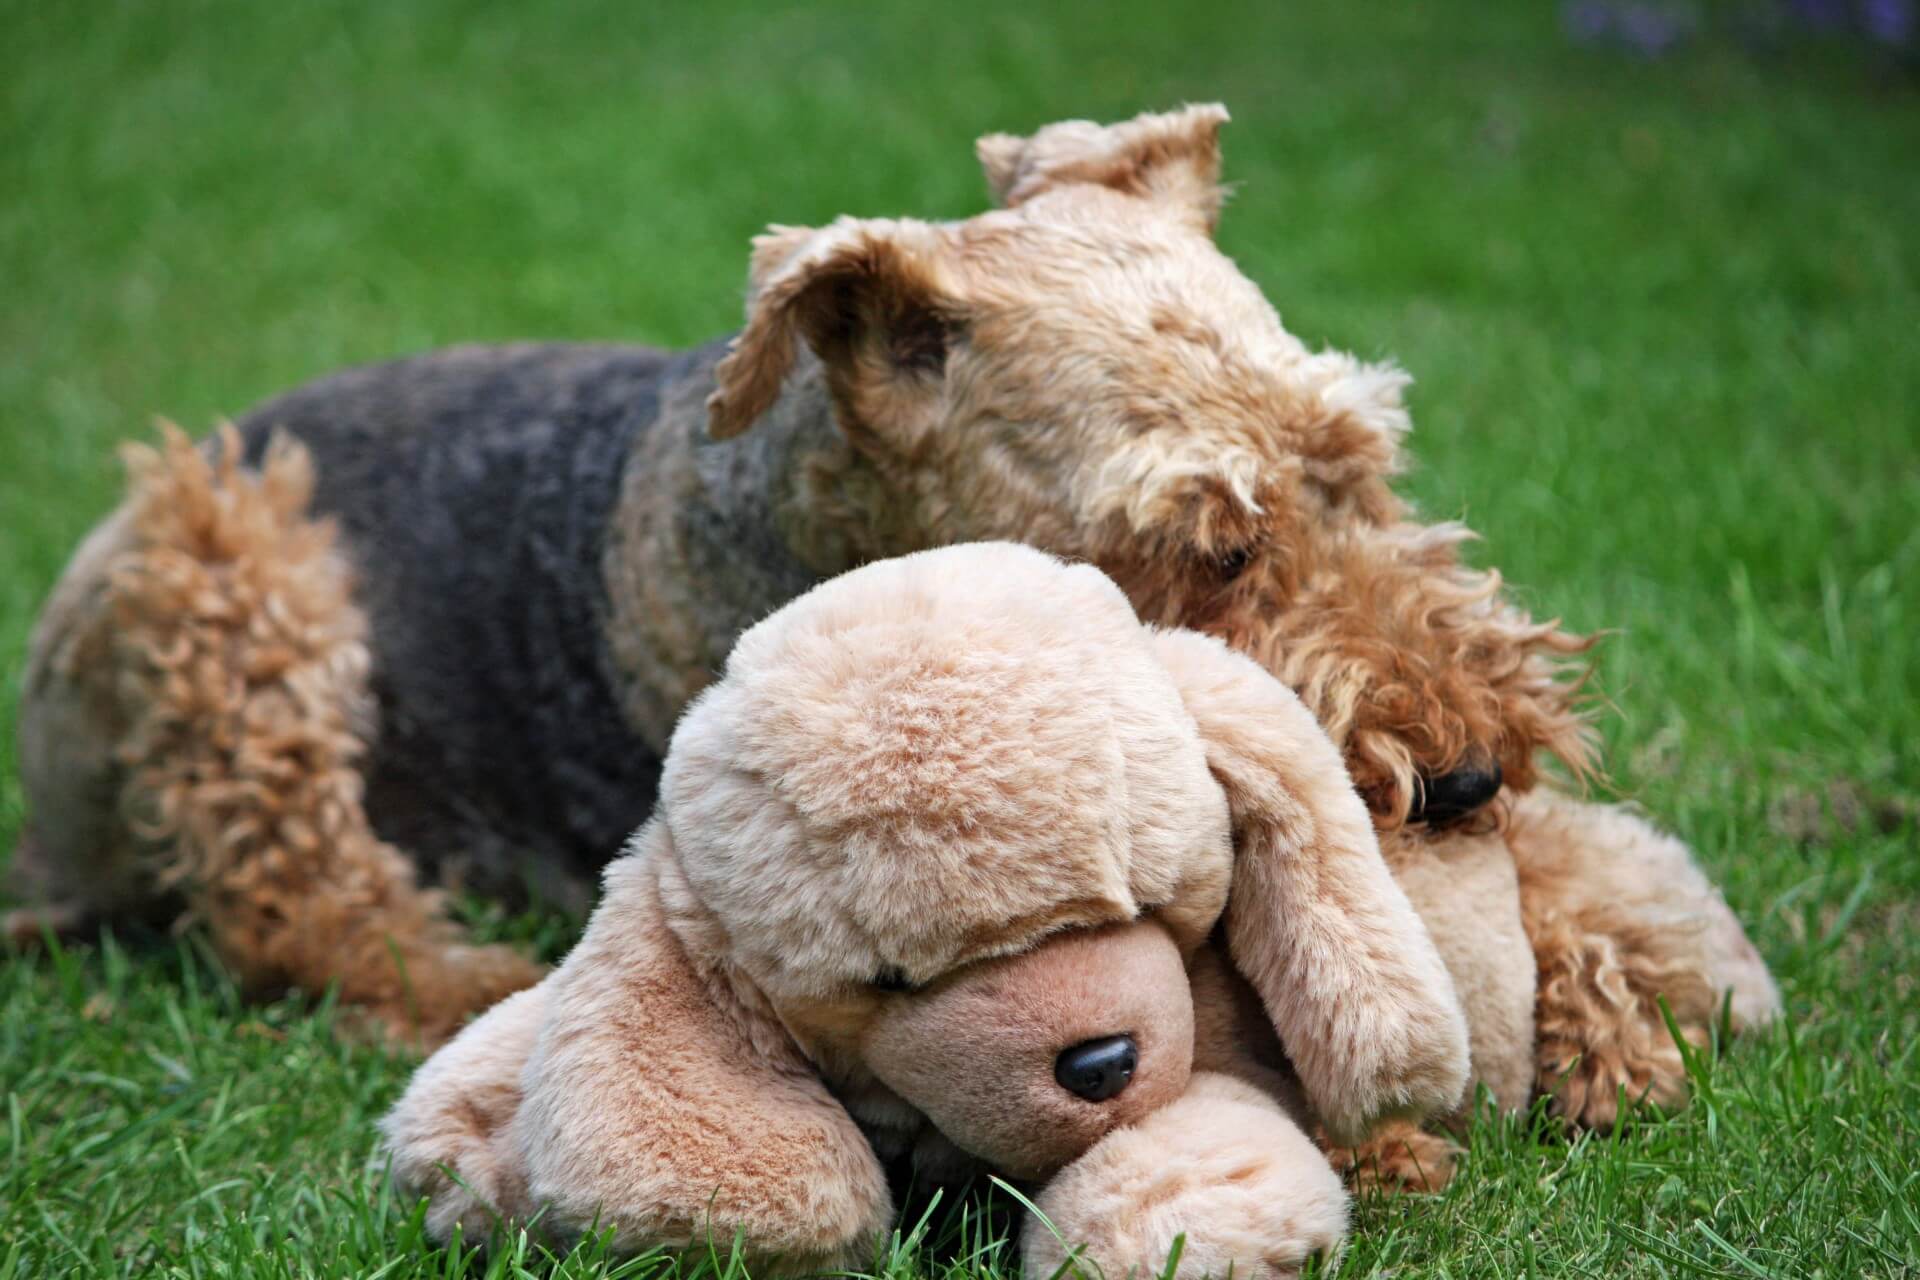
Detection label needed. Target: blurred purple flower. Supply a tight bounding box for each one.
[1570,0,1917,57]
[1565,0,1616,41]
[1619,2,1694,52]
[1859,0,1916,44]
[1561,1,1698,55]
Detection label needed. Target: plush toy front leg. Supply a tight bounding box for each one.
[1025,1073,1347,1280]
[381,823,893,1274]
[1380,824,1538,1117]
[1507,790,1781,1129]
[1298,827,1527,1192]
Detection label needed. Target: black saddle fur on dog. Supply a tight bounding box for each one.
[234,341,727,903]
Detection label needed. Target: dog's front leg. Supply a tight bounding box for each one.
[1506,789,1781,1129]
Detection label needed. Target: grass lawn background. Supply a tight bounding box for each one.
[2,1,1916,1275]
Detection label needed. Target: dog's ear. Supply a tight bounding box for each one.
[707,216,957,440]
[384,823,893,1269]
[976,103,1230,232]
[1147,628,1471,1144]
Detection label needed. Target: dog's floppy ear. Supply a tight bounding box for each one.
[976,103,1230,232]
[382,823,892,1271]
[1147,628,1471,1143]
[707,216,957,440]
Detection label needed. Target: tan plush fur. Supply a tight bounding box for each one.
[1380,825,1538,1116]
[381,544,1467,1275]
[1026,1073,1349,1280]
[656,545,1234,999]
[1181,944,1461,1194]
[380,984,548,1242]
[857,921,1197,1179]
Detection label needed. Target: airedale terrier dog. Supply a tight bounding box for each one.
[9,107,1777,1157]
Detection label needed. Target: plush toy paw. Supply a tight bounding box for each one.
[1025,1074,1346,1280]
[381,984,549,1242]
[1319,1118,1458,1193]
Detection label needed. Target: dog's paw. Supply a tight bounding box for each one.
[1532,938,1707,1131]
[341,941,548,1051]
[3,902,91,949]
[1319,1118,1457,1193]
[1512,790,1779,1131]
[1537,1023,1698,1131]
[1026,1073,1347,1280]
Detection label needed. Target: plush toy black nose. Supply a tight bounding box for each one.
[1054,1035,1138,1102]
[1410,759,1504,826]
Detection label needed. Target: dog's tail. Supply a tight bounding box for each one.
[103,425,541,1043]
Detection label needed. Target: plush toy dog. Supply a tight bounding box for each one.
[379,542,1471,1277]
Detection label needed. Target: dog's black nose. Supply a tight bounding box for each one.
[1054,1035,1138,1102]
[1410,759,1504,826]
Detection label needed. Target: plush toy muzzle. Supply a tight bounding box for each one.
[860,920,1193,1178]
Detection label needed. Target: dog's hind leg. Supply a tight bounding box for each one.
[9,505,161,946]
[1507,789,1781,1129]
[11,426,542,1045]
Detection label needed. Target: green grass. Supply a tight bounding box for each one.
[3,0,1917,1275]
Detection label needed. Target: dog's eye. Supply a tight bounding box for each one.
[871,967,915,994]
[1216,546,1253,579]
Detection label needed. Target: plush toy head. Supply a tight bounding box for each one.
[658,538,1232,1179]
[382,543,1467,1271]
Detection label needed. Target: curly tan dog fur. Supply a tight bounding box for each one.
[13,106,1776,1141]
[13,426,539,1042]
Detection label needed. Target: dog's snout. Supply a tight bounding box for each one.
[1410,758,1504,826]
[1054,1035,1138,1102]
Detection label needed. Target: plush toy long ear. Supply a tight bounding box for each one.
[706,216,958,440]
[976,103,1230,232]
[1147,629,1471,1143]
[381,822,892,1272]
